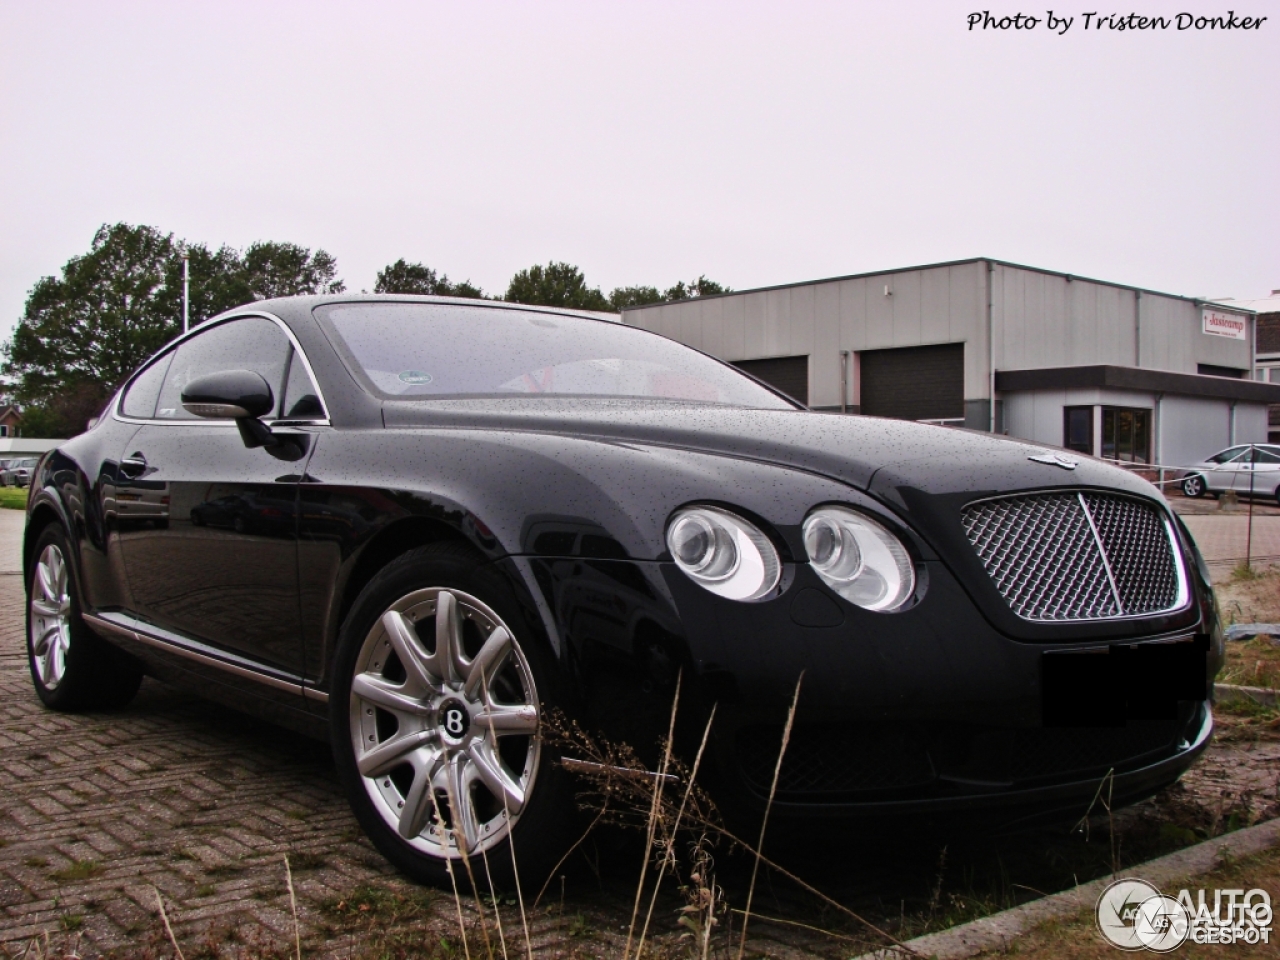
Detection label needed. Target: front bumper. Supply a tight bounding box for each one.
[731,700,1212,824]
[505,548,1218,822]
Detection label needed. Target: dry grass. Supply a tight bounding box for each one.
[1213,565,1280,691]
[972,844,1280,960]
[1215,564,1280,627]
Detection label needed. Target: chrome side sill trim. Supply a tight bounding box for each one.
[85,612,306,697]
[302,687,330,705]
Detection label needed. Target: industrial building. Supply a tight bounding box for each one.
[621,258,1280,469]
[1214,290,1280,442]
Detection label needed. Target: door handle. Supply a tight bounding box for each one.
[120,453,148,478]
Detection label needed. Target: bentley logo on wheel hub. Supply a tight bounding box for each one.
[439,699,470,741]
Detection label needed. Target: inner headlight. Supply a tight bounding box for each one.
[802,506,915,612]
[666,506,781,601]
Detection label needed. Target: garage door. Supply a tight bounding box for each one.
[860,344,963,421]
[730,355,809,405]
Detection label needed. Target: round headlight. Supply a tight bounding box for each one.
[802,507,915,612]
[666,506,781,601]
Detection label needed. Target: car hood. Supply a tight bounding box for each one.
[382,398,1160,503]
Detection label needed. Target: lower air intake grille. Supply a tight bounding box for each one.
[960,492,1185,622]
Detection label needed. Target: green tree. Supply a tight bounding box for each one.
[504,262,611,312]
[2,223,346,437]
[607,285,665,311]
[374,259,484,299]
[664,275,730,301]
[218,242,345,303]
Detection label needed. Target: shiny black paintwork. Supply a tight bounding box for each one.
[24,294,1224,823]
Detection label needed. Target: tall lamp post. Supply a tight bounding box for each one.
[182,251,190,334]
[1245,443,1255,572]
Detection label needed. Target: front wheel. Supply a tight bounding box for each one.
[1182,474,1207,498]
[331,543,574,889]
[27,526,143,711]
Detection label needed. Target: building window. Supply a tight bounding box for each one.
[1101,407,1151,464]
[1063,406,1093,455]
[1197,363,1246,379]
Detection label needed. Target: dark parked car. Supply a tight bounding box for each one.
[23,296,1221,887]
[190,489,299,536]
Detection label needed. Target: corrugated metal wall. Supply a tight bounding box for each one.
[622,260,1258,424]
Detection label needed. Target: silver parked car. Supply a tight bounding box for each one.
[1181,444,1280,503]
[1,457,40,488]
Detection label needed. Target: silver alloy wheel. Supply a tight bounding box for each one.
[30,544,72,690]
[350,587,540,859]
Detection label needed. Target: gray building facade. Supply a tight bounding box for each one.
[622,258,1280,469]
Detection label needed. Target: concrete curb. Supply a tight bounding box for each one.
[852,817,1280,959]
[1215,682,1278,708]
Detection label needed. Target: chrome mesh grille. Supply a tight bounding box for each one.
[1080,493,1182,616]
[960,492,1183,622]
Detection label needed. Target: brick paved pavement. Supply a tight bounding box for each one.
[1181,515,1280,580]
[0,509,640,959]
[0,507,414,954]
[0,501,1276,957]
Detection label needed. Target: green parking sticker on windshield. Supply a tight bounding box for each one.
[399,371,434,385]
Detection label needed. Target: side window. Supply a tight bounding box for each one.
[1208,446,1246,464]
[120,351,175,419]
[280,348,326,420]
[155,317,291,420]
[1062,406,1093,455]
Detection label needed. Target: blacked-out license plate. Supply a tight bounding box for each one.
[1041,635,1208,728]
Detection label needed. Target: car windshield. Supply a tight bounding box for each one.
[1207,446,1247,463]
[316,302,795,408]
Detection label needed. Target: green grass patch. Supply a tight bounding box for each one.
[50,859,103,883]
[0,486,28,510]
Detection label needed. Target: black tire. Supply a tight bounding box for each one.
[1181,474,1207,499]
[330,542,577,890]
[26,525,143,711]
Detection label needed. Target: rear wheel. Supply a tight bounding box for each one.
[27,526,143,711]
[1181,474,1207,498]
[331,542,574,889]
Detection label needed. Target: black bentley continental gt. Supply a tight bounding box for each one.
[23,296,1221,885]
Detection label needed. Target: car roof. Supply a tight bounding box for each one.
[211,293,623,327]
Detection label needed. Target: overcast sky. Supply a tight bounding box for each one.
[2,1,1277,343]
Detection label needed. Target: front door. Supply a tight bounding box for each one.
[1235,446,1280,497]
[1203,446,1247,493]
[115,315,306,675]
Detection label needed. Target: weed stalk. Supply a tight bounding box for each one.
[736,671,803,960]
[153,886,186,960]
[623,669,682,960]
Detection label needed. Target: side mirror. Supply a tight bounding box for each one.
[181,370,306,462]
[181,370,274,419]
